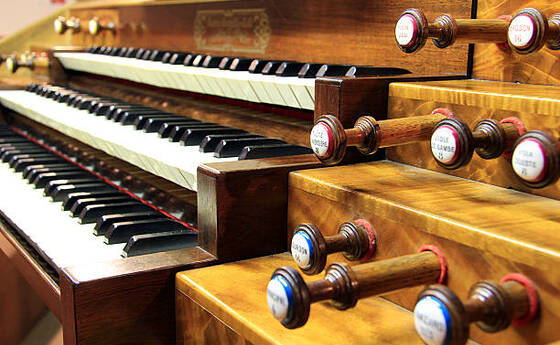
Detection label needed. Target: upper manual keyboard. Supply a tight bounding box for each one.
[54,47,411,110]
[0,84,312,190]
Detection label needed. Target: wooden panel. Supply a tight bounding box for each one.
[61,246,216,345]
[287,161,560,345]
[176,254,429,345]
[0,250,48,345]
[69,0,472,76]
[197,154,321,260]
[176,293,254,345]
[473,1,560,85]
[387,79,560,199]
[0,217,61,319]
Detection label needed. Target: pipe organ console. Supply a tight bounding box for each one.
[0,0,559,345]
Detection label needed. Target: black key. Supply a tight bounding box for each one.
[168,124,222,142]
[33,171,92,188]
[218,57,235,70]
[316,64,353,77]
[141,49,152,60]
[229,58,253,71]
[149,50,166,61]
[276,62,306,77]
[181,128,246,146]
[142,118,199,132]
[94,211,165,236]
[135,48,146,59]
[190,54,207,67]
[182,53,197,66]
[298,63,324,78]
[238,144,313,160]
[70,196,133,217]
[108,106,151,120]
[2,148,48,162]
[261,61,282,75]
[110,47,122,56]
[169,52,188,65]
[52,183,115,202]
[13,157,66,172]
[87,98,118,112]
[119,111,170,125]
[214,138,285,158]
[105,218,187,244]
[44,178,102,196]
[248,59,272,74]
[344,66,411,77]
[26,166,82,182]
[199,133,262,153]
[23,163,75,179]
[124,48,138,58]
[78,202,154,224]
[63,191,125,211]
[0,137,28,144]
[9,153,56,167]
[122,230,198,257]
[202,55,225,68]
[0,143,38,152]
[131,114,182,129]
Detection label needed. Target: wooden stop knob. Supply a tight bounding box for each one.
[311,110,449,165]
[507,8,560,54]
[511,131,560,188]
[396,8,509,53]
[431,117,524,169]
[414,274,539,345]
[89,17,115,36]
[268,248,446,329]
[290,220,376,275]
[53,17,81,34]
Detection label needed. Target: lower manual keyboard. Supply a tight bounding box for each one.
[0,128,197,268]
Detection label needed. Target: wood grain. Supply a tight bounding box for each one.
[473,1,560,85]
[288,161,560,345]
[387,79,560,199]
[68,0,471,76]
[176,253,429,345]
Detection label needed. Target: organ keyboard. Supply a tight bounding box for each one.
[2,0,559,345]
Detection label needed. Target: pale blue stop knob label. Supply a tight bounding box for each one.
[291,231,313,269]
[267,276,293,321]
[414,296,451,345]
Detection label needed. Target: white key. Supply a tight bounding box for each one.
[0,91,237,191]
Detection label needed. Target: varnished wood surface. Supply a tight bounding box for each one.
[288,161,560,345]
[198,154,321,260]
[0,217,61,319]
[473,2,560,85]
[387,79,560,199]
[0,251,47,345]
[61,246,217,345]
[67,0,471,76]
[176,253,428,345]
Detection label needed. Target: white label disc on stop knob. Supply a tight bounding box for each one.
[512,138,547,182]
[508,14,535,49]
[431,125,459,165]
[395,14,418,47]
[291,231,313,269]
[414,296,451,345]
[267,276,292,321]
[89,20,99,35]
[310,123,332,158]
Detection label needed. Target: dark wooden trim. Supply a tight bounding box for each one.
[197,154,321,261]
[61,247,216,345]
[314,75,469,128]
[0,218,61,320]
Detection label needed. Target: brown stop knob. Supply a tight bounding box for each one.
[395,8,510,53]
[54,16,81,34]
[430,117,525,170]
[267,247,446,329]
[414,274,539,345]
[507,8,560,54]
[511,131,560,188]
[5,53,49,74]
[290,220,376,275]
[311,109,450,165]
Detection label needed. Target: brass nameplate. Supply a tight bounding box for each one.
[194,9,270,54]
